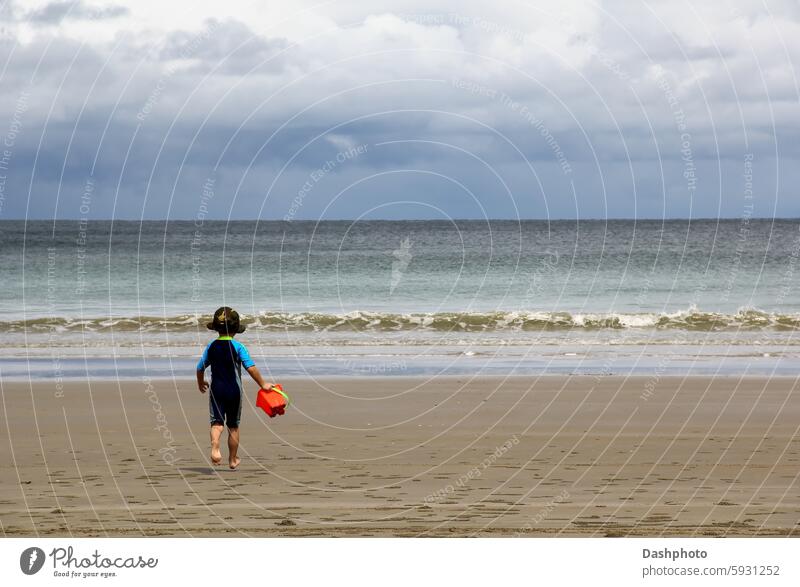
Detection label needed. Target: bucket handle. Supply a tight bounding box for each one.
[269,385,290,406]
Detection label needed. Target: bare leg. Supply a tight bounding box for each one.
[228,427,240,469]
[210,424,223,465]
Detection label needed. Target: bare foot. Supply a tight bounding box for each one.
[211,447,222,465]
[229,456,241,470]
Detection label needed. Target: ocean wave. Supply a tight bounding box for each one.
[2,307,800,333]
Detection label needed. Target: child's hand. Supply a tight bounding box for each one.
[198,380,209,393]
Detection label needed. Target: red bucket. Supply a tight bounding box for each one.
[256,384,289,417]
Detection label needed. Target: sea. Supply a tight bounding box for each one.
[1,218,799,379]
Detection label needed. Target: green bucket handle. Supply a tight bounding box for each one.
[272,386,290,406]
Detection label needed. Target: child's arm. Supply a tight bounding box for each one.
[197,369,209,393]
[197,344,210,393]
[235,341,274,390]
[245,365,273,390]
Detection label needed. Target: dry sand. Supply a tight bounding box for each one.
[1,375,799,536]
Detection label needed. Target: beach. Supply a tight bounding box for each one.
[2,375,798,537]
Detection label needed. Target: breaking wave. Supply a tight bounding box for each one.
[3,307,800,333]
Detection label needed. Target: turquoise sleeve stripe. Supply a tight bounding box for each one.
[196,342,211,371]
[232,339,255,369]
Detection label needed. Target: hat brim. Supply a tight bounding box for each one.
[207,321,247,334]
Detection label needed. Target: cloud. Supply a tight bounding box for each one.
[1,1,799,220]
[157,19,291,75]
[24,1,128,24]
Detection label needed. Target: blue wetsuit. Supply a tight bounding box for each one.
[197,336,255,428]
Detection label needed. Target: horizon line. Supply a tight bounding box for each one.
[1,216,799,222]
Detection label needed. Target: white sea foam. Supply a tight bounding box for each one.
[2,307,799,335]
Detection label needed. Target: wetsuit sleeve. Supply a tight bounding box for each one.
[233,340,255,369]
[197,342,211,371]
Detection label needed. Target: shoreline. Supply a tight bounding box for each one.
[2,348,799,380]
[2,375,799,537]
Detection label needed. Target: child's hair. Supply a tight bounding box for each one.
[206,306,246,335]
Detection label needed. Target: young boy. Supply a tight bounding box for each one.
[196,306,273,469]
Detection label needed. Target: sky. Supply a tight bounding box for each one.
[0,0,798,220]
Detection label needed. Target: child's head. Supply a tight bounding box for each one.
[207,306,246,336]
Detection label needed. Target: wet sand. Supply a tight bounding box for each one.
[1,375,799,536]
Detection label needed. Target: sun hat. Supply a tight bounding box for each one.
[206,306,246,334]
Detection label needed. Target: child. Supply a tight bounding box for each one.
[196,306,273,469]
